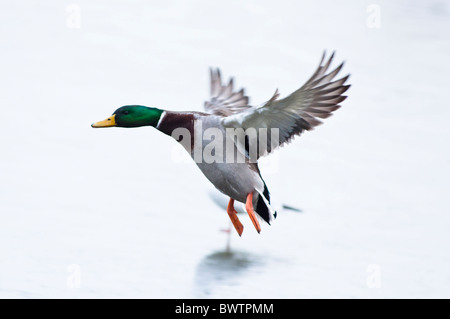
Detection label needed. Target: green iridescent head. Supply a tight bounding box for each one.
[91,105,164,128]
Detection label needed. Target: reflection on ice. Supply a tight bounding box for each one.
[193,250,264,297]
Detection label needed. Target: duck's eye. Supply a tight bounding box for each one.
[123,111,129,115]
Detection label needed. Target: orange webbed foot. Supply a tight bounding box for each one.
[246,192,261,234]
[227,198,244,236]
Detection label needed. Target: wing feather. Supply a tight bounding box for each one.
[204,68,251,116]
[222,51,351,160]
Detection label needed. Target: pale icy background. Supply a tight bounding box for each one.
[0,0,449,298]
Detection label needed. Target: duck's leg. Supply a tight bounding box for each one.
[227,198,244,236]
[246,192,261,233]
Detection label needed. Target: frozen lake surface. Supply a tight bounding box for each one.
[0,0,449,298]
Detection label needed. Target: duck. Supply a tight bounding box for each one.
[91,51,350,236]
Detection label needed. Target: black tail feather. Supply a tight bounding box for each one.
[256,180,276,225]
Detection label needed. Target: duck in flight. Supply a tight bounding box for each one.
[91,51,350,236]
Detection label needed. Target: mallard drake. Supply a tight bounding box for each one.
[92,51,350,236]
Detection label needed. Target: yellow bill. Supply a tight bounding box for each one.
[91,114,116,128]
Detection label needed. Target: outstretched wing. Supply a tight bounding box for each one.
[223,51,350,159]
[204,68,251,116]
